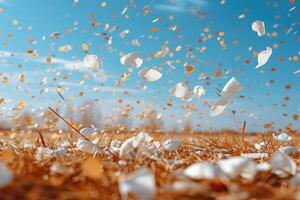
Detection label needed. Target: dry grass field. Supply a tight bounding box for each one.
[1,128,300,200]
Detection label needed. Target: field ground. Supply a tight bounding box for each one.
[1,130,300,200]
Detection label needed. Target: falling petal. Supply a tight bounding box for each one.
[120,52,143,68]
[193,85,205,99]
[220,77,242,100]
[210,99,229,117]
[256,47,272,69]
[83,55,103,72]
[252,20,265,36]
[169,82,194,102]
[139,68,162,82]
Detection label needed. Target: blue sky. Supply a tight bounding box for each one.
[0,0,299,132]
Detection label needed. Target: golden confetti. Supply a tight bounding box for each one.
[82,158,103,180]
[101,1,107,7]
[81,43,89,53]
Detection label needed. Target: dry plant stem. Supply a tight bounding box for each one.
[158,135,170,151]
[185,143,204,149]
[56,88,66,101]
[242,120,246,142]
[196,136,224,152]
[56,89,75,141]
[232,112,240,131]
[175,150,181,160]
[191,151,201,161]
[37,131,46,147]
[260,133,270,153]
[48,106,92,143]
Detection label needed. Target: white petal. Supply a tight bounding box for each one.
[119,132,153,160]
[119,137,135,160]
[182,90,194,102]
[119,29,129,38]
[80,127,98,136]
[139,68,162,82]
[289,173,300,186]
[35,147,54,160]
[278,146,299,154]
[120,52,143,68]
[271,151,296,178]
[255,47,272,69]
[169,82,188,99]
[110,140,122,148]
[218,157,257,180]
[83,55,103,72]
[273,132,292,143]
[53,147,67,158]
[133,132,153,147]
[220,77,242,100]
[0,161,12,188]
[254,141,268,151]
[50,162,74,175]
[184,161,225,180]
[193,85,205,99]
[119,168,156,200]
[210,98,229,117]
[256,162,271,172]
[135,57,143,68]
[241,152,269,159]
[252,20,265,37]
[35,147,67,160]
[162,138,181,152]
[59,45,72,52]
[169,82,194,101]
[76,139,101,154]
[165,181,202,195]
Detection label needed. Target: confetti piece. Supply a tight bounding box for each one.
[81,43,89,53]
[83,54,103,72]
[252,20,265,37]
[185,65,195,73]
[138,68,162,82]
[82,158,103,179]
[120,52,143,68]
[256,47,272,69]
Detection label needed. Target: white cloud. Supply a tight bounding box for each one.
[155,4,185,13]
[0,50,14,57]
[0,0,8,5]
[58,81,142,94]
[155,0,208,13]
[0,49,112,83]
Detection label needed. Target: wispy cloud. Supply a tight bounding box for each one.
[0,0,8,5]
[0,50,113,83]
[155,4,185,13]
[59,81,142,94]
[33,56,88,72]
[0,50,13,57]
[155,0,208,13]
[1,50,88,72]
